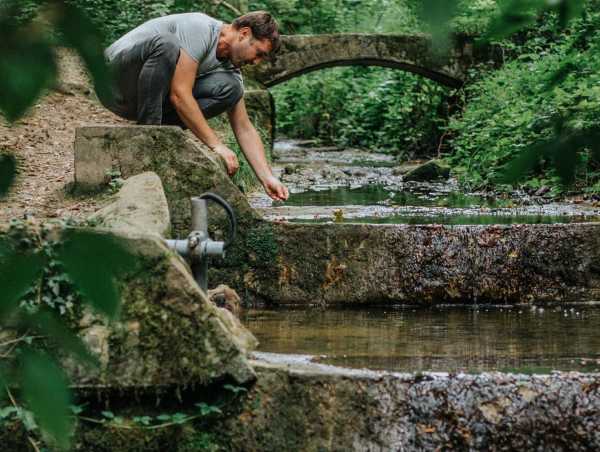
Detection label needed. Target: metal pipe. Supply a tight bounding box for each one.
[165,193,236,293]
[191,198,208,232]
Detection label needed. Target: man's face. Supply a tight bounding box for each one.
[230,27,273,68]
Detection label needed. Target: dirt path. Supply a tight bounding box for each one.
[0,49,128,223]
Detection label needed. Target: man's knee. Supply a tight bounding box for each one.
[193,72,244,118]
[210,73,244,110]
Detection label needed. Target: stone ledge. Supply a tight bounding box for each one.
[214,353,600,451]
[215,221,600,304]
[74,125,259,236]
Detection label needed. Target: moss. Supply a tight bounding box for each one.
[245,224,279,268]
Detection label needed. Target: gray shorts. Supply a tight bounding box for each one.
[101,33,243,125]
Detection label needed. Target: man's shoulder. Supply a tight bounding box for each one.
[167,12,221,27]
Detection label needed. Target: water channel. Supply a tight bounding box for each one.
[244,140,600,374]
[243,306,600,374]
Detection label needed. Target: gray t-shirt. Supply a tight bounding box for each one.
[105,13,242,82]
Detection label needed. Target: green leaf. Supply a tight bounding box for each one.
[101,411,114,419]
[172,412,189,424]
[69,404,84,415]
[196,403,223,416]
[52,1,113,105]
[0,406,17,419]
[0,240,46,318]
[0,11,57,122]
[0,154,16,197]
[498,142,545,184]
[415,0,459,53]
[57,229,137,319]
[223,384,248,394]
[22,349,72,449]
[27,310,98,368]
[554,0,584,28]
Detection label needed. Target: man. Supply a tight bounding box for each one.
[102,11,288,201]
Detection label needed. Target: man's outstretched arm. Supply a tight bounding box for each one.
[169,49,240,175]
[227,97,289,201]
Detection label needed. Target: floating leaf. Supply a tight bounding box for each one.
[57,229,137,319]
[21,349,72,449]
[0,240,46,318]
[0,154,16,197]
[0,11,57,123]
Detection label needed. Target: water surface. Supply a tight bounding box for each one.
[289,214,584,225]
[285,185,509,208]
[242,306,600,373]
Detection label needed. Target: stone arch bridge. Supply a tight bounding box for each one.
[245,33,484,88]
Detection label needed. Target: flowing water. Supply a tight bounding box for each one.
[284,184,508,208]
[249,140,600,225]
[243,140,600,373]
[243,306,600,374]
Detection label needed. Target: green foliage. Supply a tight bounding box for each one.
[245,224,278,266]
[22,349,72,449]
[0,219,136,448]
[0,155,16,197]
[0,0,111,122]
[57,229,138,318]
[448,3,600,192]
[0,5,57,122]
[250,0,420,34]
[105,168,125,193]
[274,67,449,158]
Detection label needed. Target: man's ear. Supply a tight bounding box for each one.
[239,26,252,40]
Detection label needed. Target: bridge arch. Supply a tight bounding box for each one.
[245,33,477,88]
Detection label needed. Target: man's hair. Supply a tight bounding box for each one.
[233,11,281,56]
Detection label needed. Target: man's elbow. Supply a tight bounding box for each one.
[169,89,186,111]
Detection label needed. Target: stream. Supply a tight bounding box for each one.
[243,140,600,373]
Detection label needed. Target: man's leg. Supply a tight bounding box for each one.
[103,33,180,123]
[162,71,244,126]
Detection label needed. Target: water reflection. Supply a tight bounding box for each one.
[289,214,582,225]
[242,306,600,373]
[285,185,506,208]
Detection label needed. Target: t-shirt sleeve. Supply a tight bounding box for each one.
[177,16,211,63]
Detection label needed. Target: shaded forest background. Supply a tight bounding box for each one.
[9,0,600,194]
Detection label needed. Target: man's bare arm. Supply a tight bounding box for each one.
[228,98,288,201]
[169,49,239,174]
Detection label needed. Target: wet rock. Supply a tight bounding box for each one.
[403,159,451,182]
[283,164,297,175]
[88,172,170,236]
[535,186,550,196]
[208,284,243,317]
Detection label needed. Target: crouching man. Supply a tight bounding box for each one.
[101,10,288,201]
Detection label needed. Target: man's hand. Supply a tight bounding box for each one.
[212,144,239,176]
[262,175,289,201]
